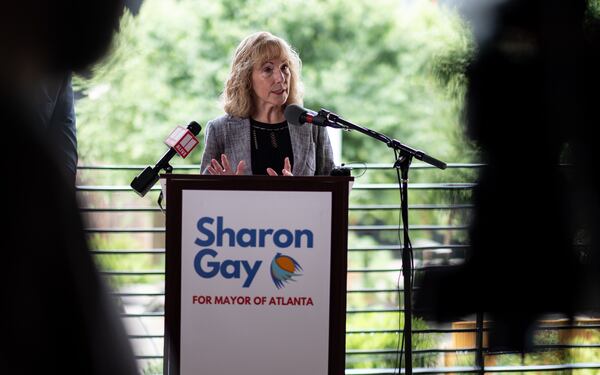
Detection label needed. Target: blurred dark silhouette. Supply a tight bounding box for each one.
[417,0,600,352]
[0,1,139,374]
[30,72,79,184]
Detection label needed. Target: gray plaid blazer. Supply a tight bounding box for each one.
[200,114,334,176]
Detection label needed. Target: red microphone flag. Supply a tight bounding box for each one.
[164,126,199,159]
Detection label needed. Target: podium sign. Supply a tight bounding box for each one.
[164,176,351,375]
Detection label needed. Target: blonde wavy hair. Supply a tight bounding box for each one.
[222,31,304,118]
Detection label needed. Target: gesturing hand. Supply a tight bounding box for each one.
[208,154,246,175]
[266,157,293,176]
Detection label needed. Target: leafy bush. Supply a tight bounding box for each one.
[346,313,440,369]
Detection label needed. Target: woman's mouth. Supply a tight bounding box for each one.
[272,89,286,95]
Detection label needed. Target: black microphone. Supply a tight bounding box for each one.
[131,121,202,197]
[284,104,346,128]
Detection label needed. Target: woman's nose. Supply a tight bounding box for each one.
[274,68,285,83]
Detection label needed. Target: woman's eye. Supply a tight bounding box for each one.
[281,65,289,72]
[263,66,273,73]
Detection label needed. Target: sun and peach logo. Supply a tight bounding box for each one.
[270,253,303,289]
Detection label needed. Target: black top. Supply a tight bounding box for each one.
[250,118,294,175]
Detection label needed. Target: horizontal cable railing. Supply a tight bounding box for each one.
[78,163,600,374]
[343,363,600,374]
[90,244,469,254]
[75,162,485,170]
[83,225,470,233]
[80,204,474,212]
[78,183,476,191]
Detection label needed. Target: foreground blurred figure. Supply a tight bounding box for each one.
[0,2,138,374]
[417,0,600,352]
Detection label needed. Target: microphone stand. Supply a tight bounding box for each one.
[157,163,173,213]
[318,109,446,375]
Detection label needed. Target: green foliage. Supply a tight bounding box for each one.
[89,234,164,287]
[74,0,475,167]
[141,360,163,375]
[590,0,600,17]
[74,3,478,371]
[485,325,600,374]
[346,313,440,369]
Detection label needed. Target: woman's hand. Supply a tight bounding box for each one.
[267,157,293,176]
[208,154,246,175]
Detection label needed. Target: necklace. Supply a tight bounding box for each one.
[251,123,288,150]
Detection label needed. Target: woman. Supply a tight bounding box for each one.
[200,31,334,176]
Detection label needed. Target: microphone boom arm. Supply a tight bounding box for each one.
[319,109,447,170]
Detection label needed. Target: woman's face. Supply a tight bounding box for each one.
[251,57,291,111]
